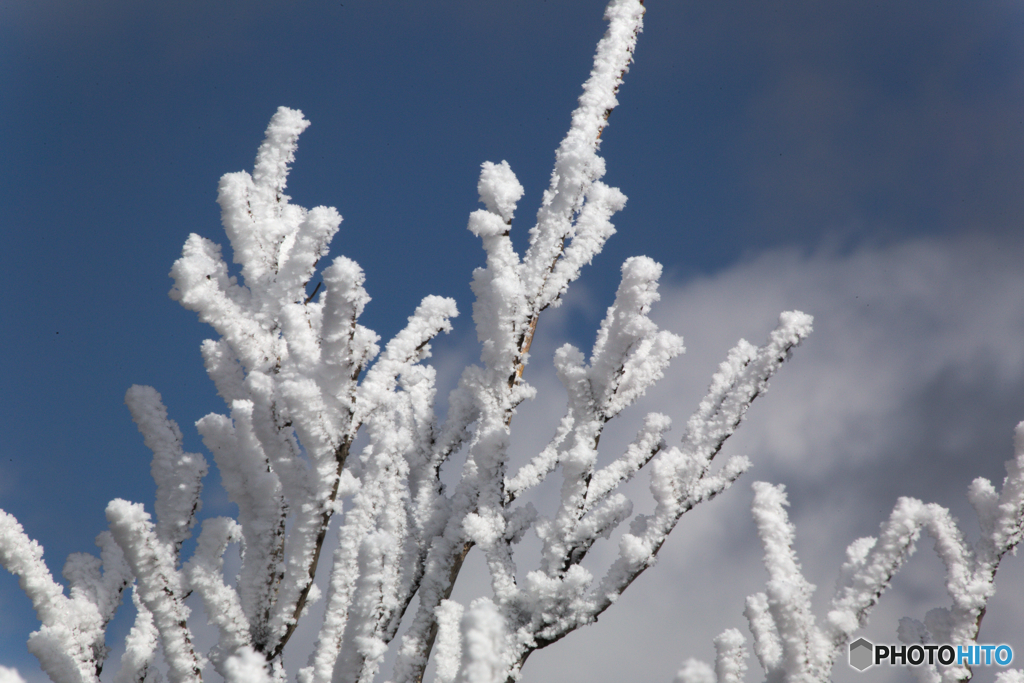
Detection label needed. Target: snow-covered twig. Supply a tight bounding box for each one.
[112,587,160,683]
[183,518,250,676]
[125,386,207,556]
[0,512,130,683]
[591,313,812,628]
[106,500,203,683]
[680,421,1024,683]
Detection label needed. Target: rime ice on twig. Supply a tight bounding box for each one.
[458,600,511,683]
[106,500,203,683]
[675,630,748,683]
[680,422,1024,683]
[0,513,130,683]
[125,386,208,555]
[591,312,812,623]
[184,518,250,676]
[394,3,651,680]
[890,422,1024,683]
[113,587,160,683]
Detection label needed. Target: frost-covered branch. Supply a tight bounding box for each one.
[1,3,820,683]
[106,500,203,683]
[892,422,1024,683]
[676,630,748,683]
[680,420,1024,683]
[589,312,812,622]
[125,386,208,555]
[393,4,650,680]
[0,513,130,683]
[113,587,160,683]
[184,518,250,676]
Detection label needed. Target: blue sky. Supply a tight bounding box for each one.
[4,2,1024,681]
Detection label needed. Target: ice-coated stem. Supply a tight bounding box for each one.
[106,500,203,683]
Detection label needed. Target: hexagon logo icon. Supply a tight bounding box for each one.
[849,638,874,671]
